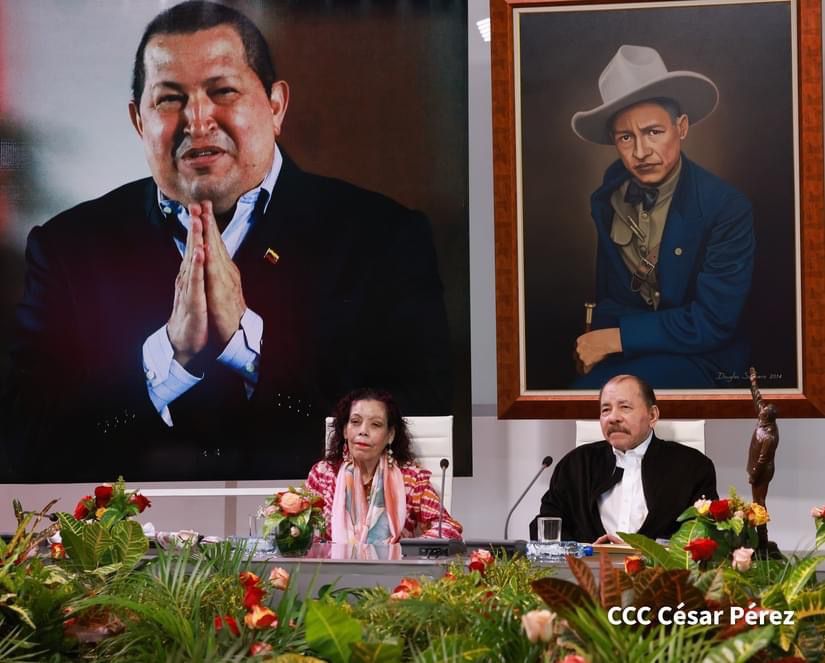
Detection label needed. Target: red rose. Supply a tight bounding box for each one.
[708,499,731,521]
[243,585,265,609]
[684,537,718,561]
[94,484,113,508]
[244,604,278,630]
[624,555,645,575]
[214,614,240,637]
[239,571,261,588]
[129,493,151,513]
[73,496,92,520]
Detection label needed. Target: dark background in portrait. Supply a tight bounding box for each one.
[0,1,472,478]
[518,2,796,391]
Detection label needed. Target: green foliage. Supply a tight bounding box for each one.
[56,514,147,575]
[305,600,363,663]
[559,603,773,663]
[816,518,825,550]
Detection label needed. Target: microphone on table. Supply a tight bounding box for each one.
[503,455,553,540]
[437,458,449,538]
[400,457,461,559]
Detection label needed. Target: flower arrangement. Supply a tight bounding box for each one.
[259,485,325,555]
[674,488,768,567]
[72,476,151,527]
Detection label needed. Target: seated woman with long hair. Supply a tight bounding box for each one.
[306,388,463,543]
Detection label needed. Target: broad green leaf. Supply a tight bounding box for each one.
[620,532,676,569]
[350,639,403,663]
[816,521,825,550]
[668,519,711,569]
[56,513,94,570]
[677,506,700,522]
[305,600,362,663]
[82,521,113,569]
[90,563,123,579]
[2,604,35,630]
[111,519,148,570]
[98,507,123,529]
[782,556,823,602]
[792,585,825,620]
[701,625,773,663]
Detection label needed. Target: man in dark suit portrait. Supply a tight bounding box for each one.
[0,0,450,482]
[571,45,754,388]
[532,374,718,543]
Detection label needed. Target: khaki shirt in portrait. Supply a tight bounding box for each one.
[610,159,682,310]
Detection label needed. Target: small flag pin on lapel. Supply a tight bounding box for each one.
[264,248,280,265]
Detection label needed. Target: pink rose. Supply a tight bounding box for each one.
[521,609,555,643]
[811,505,825,519]
[279,492,308,516]
[269,567,290,590]
[559,656,588,663]
[468,548,494,572]
[732,547,754,572]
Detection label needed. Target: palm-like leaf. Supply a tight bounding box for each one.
[700,625,774,663]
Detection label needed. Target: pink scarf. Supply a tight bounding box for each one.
[330,454,407,544]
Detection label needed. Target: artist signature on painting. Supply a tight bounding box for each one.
[715,371,783,384]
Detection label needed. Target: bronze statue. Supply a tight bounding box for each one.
[748,367,779,506]
[748,367,779,554]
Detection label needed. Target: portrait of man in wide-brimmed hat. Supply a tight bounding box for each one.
[569,44,754,389]
[513,3,797,396]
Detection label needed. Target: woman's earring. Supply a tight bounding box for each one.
[386,444,394,466]
[343,442,351,462]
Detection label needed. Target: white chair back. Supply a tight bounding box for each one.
[574,419,706,454]
[325,415,453,511]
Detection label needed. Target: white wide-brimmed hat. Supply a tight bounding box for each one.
[571,45,719,145]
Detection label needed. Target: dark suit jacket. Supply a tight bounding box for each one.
[589,155,754,386]
[1,155,451,482]
[530,436,718,542]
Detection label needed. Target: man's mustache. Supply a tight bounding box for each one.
[174,134,233,159]
[607,426,630,435]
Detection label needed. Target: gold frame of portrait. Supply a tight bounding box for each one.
[491,0,825,418]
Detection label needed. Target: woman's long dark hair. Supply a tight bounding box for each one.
[325,388,414,468]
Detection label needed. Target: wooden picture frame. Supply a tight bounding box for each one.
[492,0,824,417]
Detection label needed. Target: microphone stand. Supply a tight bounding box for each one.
[503,457,553,540]
[438,458,449,538]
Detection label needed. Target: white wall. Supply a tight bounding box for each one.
[0,1,823,553]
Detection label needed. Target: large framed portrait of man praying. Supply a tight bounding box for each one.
[492,0,825,418]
